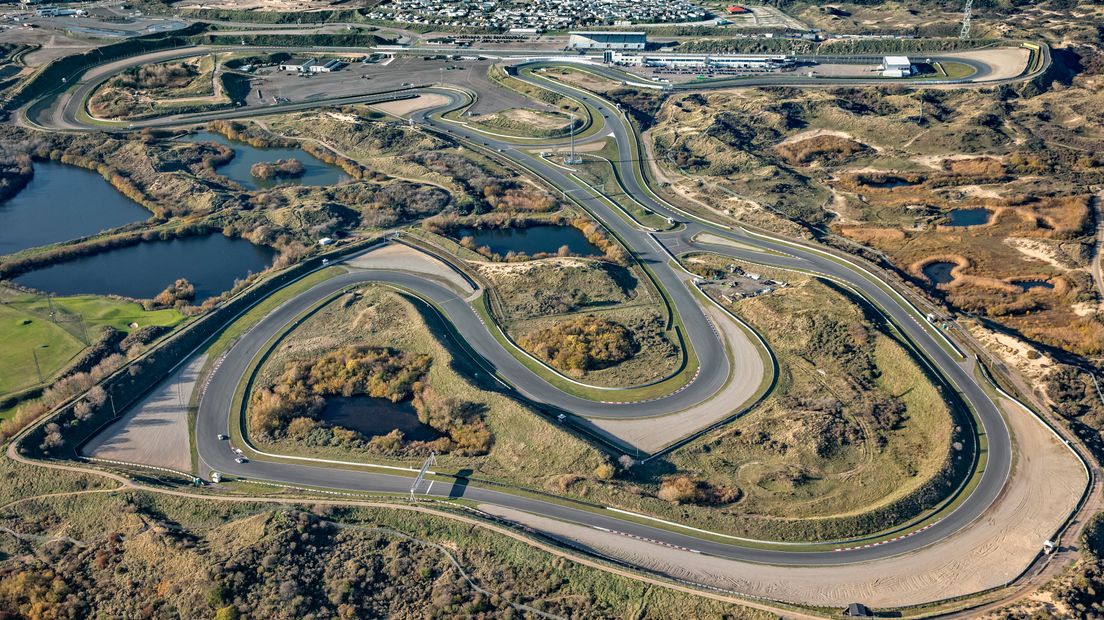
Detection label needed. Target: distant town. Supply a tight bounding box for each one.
[368,0,708,31]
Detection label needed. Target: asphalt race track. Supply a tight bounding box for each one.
[30,44,1062,575]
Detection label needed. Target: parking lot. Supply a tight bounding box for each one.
[240,55,547,115]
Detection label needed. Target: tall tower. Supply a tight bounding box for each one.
[960,0,973,39]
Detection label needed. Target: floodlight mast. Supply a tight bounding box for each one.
[960,0,973,39]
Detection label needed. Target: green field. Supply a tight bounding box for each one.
[0,289,184,397]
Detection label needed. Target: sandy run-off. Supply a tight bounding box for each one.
[480,394,1087,608]
[943,47,1032,81]
[371,93,452,118]
[345,242,476,297]
[581,303,765,454]
[82,355,205,473]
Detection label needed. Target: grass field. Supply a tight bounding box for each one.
[554,252,960,541]
[0,289,184,398]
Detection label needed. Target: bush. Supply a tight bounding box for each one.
[519,315,637,375]
[249,346,431,439]
[250,159,305,181]
[656,475,706,504]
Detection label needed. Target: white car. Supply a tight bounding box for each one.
[217,434,228,440]
[235,457,247,464]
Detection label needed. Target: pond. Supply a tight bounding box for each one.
[13,234,274,301]
[0,162,150,256]
[863,176,916,189]
[1016,280,1054,291]
[179,131,349,190]
[320,396,441,442]
[454,225,603,257]
[945,208,991,227]
[922,261,956,286]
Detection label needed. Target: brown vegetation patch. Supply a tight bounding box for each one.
[839,226,906,244]
[774,134,872,166]
[250,345,430,436]
[518,315,637,376]
[250,158,305,181]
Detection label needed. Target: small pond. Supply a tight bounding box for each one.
[13,234,274,301]
[864,176,916,189]
[179,131,349,190]
[0,162,150,256]
[923,261,956,286]
[945,208,991,227]
[1016,280,1054,291]
[320,396,441,442]
[454,225,603,257]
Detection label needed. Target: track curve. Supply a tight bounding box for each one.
[26,44,1065,580]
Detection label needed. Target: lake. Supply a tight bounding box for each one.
[14,234,274,301]
[923,262,956,286]
[945,208,991,227]
[180,131,349,190]
[320,396,441,442]
[0,162,150,256]
[454,225,603,257]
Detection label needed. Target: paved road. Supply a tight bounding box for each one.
[29,44,1046,573]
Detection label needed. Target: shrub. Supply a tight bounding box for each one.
[249,346,431,439]
[656,475,706,504]
[250,158,306,181]
[519,315,637,375]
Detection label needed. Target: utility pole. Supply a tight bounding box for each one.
[409,451,437,500]
[960,0,973,39]
[565,113,581,165]
[31,348,43,383]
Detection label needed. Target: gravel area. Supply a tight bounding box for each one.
[345,242,476,297]
[81,355,204,473]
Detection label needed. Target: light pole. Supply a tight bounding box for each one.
[30,344,47,384]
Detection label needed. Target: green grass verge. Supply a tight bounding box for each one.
[0,292,184,398]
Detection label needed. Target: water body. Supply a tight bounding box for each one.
[14,234,274,301]
[180,131,349,190]
[320,396,441,442]
[1016,280,1054,291]
[454,225,603,257]
[864,176,916,189]
[0,162,150,256]
[945,208,991,227]
[923,262,957,286]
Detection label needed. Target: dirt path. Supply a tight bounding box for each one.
[480,394,1088,608]
[1091,192,1104,308]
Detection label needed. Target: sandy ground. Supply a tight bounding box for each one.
[582,304,764,453]
[345,242,476,297]
[695,232,770,254]
[942,47,1032,81]
[966,322,1055,386]
[371,93,450,117]
[480,394,1087,608]
[81,355,204,473]
[1003,237,1075,271]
